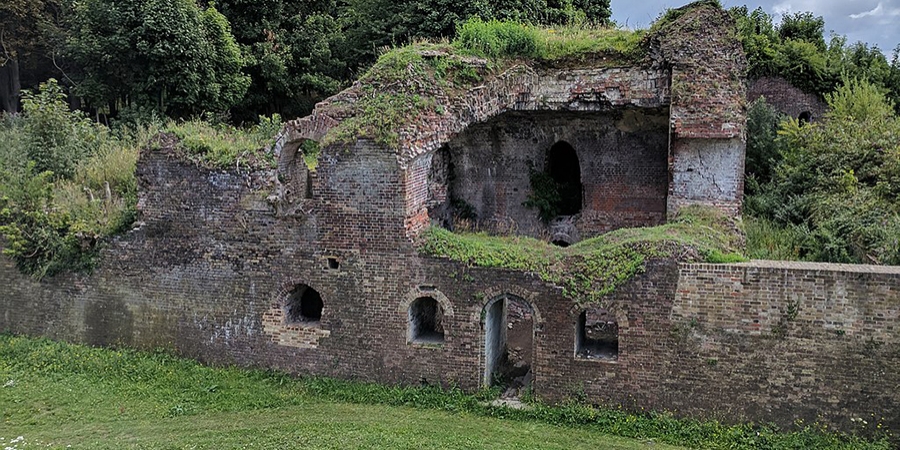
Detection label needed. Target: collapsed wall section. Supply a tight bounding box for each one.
[423,109,669,239]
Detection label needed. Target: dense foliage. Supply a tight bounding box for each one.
[67,0,250,119]
[3,0,613,122]
[0,81,277,278]
[0,80,139,277]
[1,335,891,449]
[745,80,900,264]
[729,6,900,111]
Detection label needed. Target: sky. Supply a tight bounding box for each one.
[610,0,900,56]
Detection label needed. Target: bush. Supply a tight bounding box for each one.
[0,82,140,277]
[20,80,108,180]
[745,78,900,264]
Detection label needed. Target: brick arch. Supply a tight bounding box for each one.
[477,285,543,326]
[262,280,332,349]
[281,64,669,170]
[398,286,455,317]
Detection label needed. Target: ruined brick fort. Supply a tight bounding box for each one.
[2,2,898,435]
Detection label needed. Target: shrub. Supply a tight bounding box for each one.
[0,83,140,278]
[745,78,900,264]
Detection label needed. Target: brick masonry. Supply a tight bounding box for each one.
[748,76,828,121]
[3,3,896,438]
[1,149,898,436]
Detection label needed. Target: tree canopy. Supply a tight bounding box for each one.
[66,0,249,118]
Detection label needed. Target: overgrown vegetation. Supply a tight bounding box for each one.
[0,335,889,449]
[0,80,141,277]
[321,19,643,148]
[453,18,643,61]
[729,6,900,113]
[164,115,282,170]
[420,206,746,304]
[0,82,280,278]
[744,80,900,264]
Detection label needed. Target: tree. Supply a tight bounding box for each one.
[215,0,349,122]
[67,0,249,118]
[746,79,900,264]
[778,12,826,51]
[0,0,64,114]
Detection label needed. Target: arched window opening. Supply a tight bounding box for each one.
[286,285,323,323]
[576,308,618,360]
[547,141,582,216]
[409,297,444,343]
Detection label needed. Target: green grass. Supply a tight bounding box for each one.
[0,335,890,449]
[420,206,747,304]
[320,20,644,149]
[164,115,282,170]
[454,18,644,62]
[744,215,806,261]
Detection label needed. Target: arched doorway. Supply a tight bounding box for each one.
[547,141,582,216]
[483,294,535,397]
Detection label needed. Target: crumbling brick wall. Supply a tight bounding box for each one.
[2,148,899,436]
[749,76,827,121]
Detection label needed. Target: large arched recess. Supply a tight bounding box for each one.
[546,141,583,216]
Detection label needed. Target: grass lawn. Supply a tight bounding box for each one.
[0,335,889,449]
[0,335,672,449]
[5,404,675,449]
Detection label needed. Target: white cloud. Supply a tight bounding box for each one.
[850,2,883,19]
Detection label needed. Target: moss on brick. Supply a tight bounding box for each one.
[319,22,648,149]
[419,206,746,304]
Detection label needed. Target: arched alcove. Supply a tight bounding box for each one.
[408,296,445,343]
[547,141,582,215]
[286,285,324,323]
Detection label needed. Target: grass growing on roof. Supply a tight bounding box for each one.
[453,18,645,62]
[320,21,645,149]
[165,114,282,170]
[419,206,746,304]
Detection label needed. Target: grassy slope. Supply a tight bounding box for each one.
[0,335,673,450]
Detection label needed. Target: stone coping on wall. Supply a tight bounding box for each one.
[682,259,900,274]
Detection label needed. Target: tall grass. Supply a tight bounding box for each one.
[453,18,644,61]
[164,115,281,169]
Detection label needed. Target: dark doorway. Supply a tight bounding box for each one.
[483,294,535,398]
[547,141,582,215]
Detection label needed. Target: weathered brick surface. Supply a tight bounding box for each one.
[7,3,892,440]
[428,110,669,238]
[749,76,827,121]
[2,149,897,436]
[668,262,900,432]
